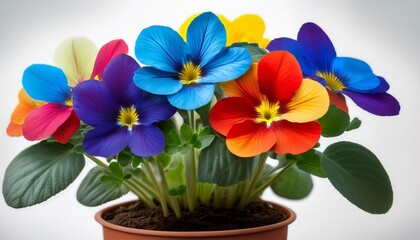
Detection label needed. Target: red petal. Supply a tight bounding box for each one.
[209,97,257,136]
[53,110,80,144]
[258,51,302,104]
[91,39,129,80]
[327,88,348,112]
[226,120,277,157]
[271,121,321,154]
[22,103,73,141]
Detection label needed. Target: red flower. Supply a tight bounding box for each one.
[210,51,329,157]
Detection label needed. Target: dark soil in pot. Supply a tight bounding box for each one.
[103,200,288,231]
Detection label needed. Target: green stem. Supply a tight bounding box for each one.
[239,152,269,208]
[213,186,224,209]
[85,154,108,168]
[224,184,238,209]
[143,160,170,217]
[124,180,156,208]
[197,183,213,206]
[155,158,182,218]
[248,161,295,201]
[185,110,197,211]
[131,177,159,199]
[85,154,156,208]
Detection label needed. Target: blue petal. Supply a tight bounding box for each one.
[22,64,71,103]
[357,76,390,94]
[343,90,400,116]
[199,47,251,83]
[102,54,142,106]
[135,26,188,73]
[168,83,215,110]
[83,126,129,157]
[332,57,380,92]
[73,80,120,127]
[134,67,182,95]
[187,12,226,66]
[129,125,165,157]
[297,22,336,72]
[135,93,177,125]
[267,38,317,77]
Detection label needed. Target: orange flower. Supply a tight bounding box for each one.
[7,89,44,137]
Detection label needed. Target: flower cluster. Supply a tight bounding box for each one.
[4,12,399,217]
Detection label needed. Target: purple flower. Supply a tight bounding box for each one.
[73,54,176,157]
[267,23,400,116]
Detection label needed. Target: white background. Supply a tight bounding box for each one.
[0,0,419,239]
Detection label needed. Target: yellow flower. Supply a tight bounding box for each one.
[179,13,269,48]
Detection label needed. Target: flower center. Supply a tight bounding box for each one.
[316,71,345,91]
[255,97,281,127]
[117,105,139,131]
[65,97,73,107]
[179,62,201,85]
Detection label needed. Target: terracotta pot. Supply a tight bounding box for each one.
[95,200,296,240]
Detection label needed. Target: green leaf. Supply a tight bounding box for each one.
[271,165,313,199]
[180,124,193,142]
[72,145,85,154]
[3,141,85,208]
[193,141,202,149]
[77,166,129,206]
[157,152,171,168]
[169,185,186,196]
[321,141,393,214]
[189,133,199,145]
[116,150,132,167]
[123,173,132,180]
[293,150,327,178]
[346,117,362,131]
[230,42,268,62]
[198,137,257,186]
[108,162,124,178]
[318,105,350,137]
[132,156,143,168]
[166,130,182,147]
[198,127,215,149]
[164,155,185,189]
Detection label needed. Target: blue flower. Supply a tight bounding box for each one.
[133,12,252,110]
[73,54,176,157]
[267,23,400,116]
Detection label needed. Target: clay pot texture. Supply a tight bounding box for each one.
[95,200,296,240]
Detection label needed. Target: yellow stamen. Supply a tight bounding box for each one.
[316,71,345,91]
[93,75,100,80]
[117,106,139,131]
[179,62,201,85]
[65,97,73,107]
[255,96,281,127]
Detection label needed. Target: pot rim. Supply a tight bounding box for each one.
[95,200,296,237]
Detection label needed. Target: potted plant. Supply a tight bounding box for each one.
[3,12,400,239]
